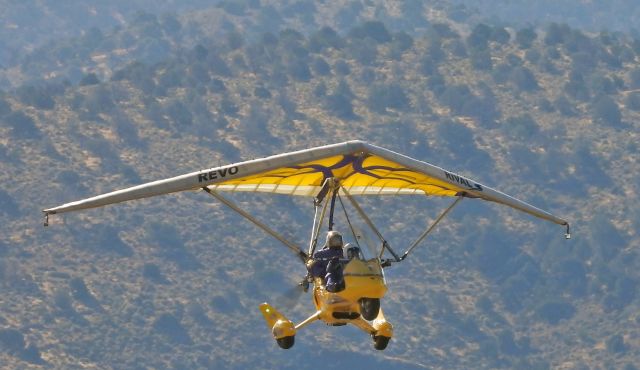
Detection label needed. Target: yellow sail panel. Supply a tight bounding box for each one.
[340,155,463,196]
[209,153,465,197]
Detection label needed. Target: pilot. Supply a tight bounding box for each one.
[308,231,345,292]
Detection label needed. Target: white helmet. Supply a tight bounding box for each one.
[326,231,343,249]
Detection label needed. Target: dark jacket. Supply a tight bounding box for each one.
[310,247,345,292]
[310,247,343,278]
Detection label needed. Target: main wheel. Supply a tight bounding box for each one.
[276,336,295,349]
[373,335,390,350]
[359,298,380,320]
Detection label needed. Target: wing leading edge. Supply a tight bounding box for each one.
[43,140,568,227]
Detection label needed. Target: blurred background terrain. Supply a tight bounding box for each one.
[0,1,638,369]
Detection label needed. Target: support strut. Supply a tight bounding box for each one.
[308,193,331,257]
[400,196,463,261]
[202,187,307,263]
[327,189,338,231]
[340,186,402,262]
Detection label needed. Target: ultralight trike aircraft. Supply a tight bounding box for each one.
[43,141,569,350]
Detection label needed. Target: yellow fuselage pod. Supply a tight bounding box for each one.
[259,303,296,339]
[313,258,387,325]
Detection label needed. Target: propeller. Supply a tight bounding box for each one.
[274,278,308,311]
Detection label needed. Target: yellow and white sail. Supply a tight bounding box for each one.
[43,140,568,227]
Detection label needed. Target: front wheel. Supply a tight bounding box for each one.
[373,335,390,350]
[359,298,380,320]
[276,336,295,349]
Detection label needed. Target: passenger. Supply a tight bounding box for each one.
[346,244,362,260]
[308,231,345,292]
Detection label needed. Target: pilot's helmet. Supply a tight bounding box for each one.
[326,231,343,249]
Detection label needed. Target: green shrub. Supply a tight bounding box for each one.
[79,73,100,86]
[504,114,539,139]
[535,300,576,324]
[490,27,510,44]
[544,23,570,45]
[592,95,621,126]
[516,28,537,48]
[0,97,10,116]
[625,91,640,111]
[16,85,55,110]
[349,21,391,44]
[366,83,409,113]
[628,68,640,88]
[4,111,40,140]
[309,26,344,52]
[470,49,493,70]
[467,23,492,51]
[509,66,539,91]
[311,57,331,76]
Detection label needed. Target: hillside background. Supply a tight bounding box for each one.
[1,1,638,369]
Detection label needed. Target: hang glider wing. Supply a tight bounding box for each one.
[43,140,568,227]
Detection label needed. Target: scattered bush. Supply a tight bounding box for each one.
[389,32,414,58]
[366,83,409,113]
[348,38,378,65]
[589,74,617,95]
[628,68,640,89]
[309,26,344,52]
[349,21,391,44]
[490,27,510,44]
[147,222,199,270]
[509,66,539,91]
[311,57,331,76]
[4,111,40,140]
[112,62,155,94]
[207,54,232,77]
[143,263,168,284]
[535,300,576,325]
[504,114,539,139]
[0,328,24,354]
[82,85,115,116]
[152,313,192,345]
[430,23,459,39]
[164,100,193,126]
[605,334,626,354]
[0,97,10,116]
[325,93,355,120]
[286,58,311,81]
[544,23,570,45]
[254,85,272,99]
[602,277,637,312]
[359,68,376,84]
[226,31,244,51]
[564,71,590,101]
[0,189,20,217]
[625,91,640,111]
[467,23,492,51]
[79,73,100,86]
[592,95,621,126]
[15,85,55,110]
[516,28,537,48]
[553,95,576,117]
[313,82,327,97]
[470,49,493,70]
[333,60,351,76]
[571,51,597,74]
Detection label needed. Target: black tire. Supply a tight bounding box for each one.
[359,298,380,320]
[276,336,295,349]
[373,335,390,350]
